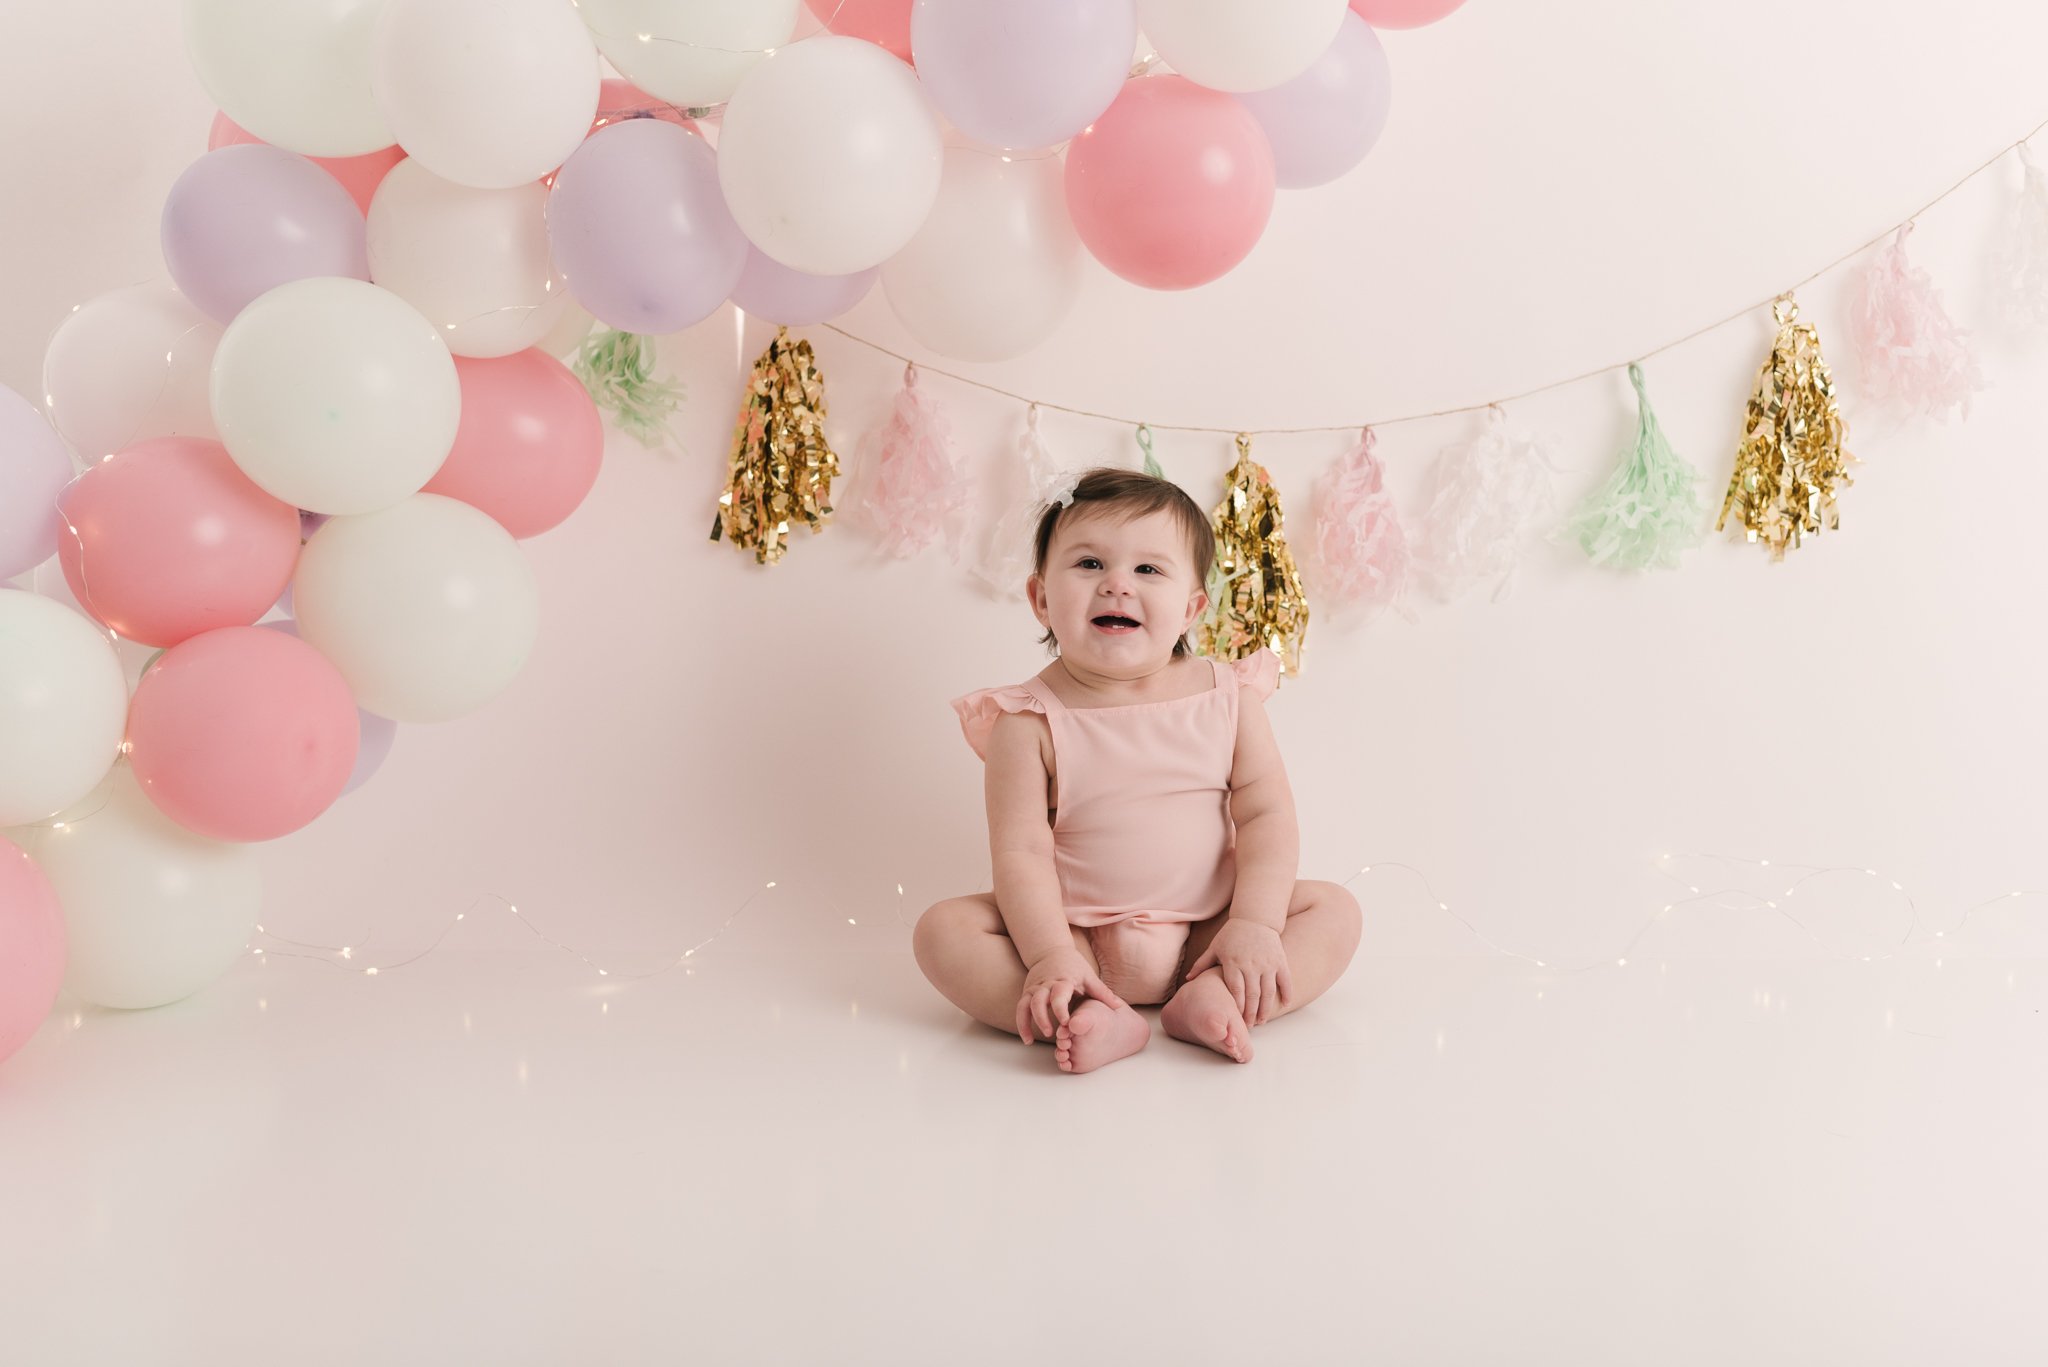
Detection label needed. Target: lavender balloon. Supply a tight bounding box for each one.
[0,384,75,580]
[912,0,1137,151]
[729,246,877,327]
[161,144,371,323]
[547,119,747,334]
[1234,12,1392,189]
[256,617,396,797]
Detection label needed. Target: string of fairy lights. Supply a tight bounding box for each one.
[222,851,2045,986]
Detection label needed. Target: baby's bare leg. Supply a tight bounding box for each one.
[912,894,1118,1042]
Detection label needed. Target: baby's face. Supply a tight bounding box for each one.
[1028,507,1208,676]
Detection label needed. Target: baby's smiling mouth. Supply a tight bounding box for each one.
[1092,614,1142,633]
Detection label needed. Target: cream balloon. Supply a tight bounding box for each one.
[22,562,164,696]
[9,763,260,1010]
[293,495,539,723]
[0,591,127,827]
[881,144,1083,362]
[717,36,942,275]
[365,159,569,358]
[42,282,222,463]
[370,0,600,190]
[210,277,461,516]
[1134,0,1347,92]
[578,0,799,106]
[183,0,394,156]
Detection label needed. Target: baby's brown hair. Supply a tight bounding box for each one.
[1031,467,1216,658]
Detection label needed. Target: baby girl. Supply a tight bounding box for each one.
[914,466,1362,1073]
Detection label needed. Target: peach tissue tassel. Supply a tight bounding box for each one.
[1849,222,1984,422]
[1308,427,1415,624]
[970,403,1063,600]
[848,362,972,559]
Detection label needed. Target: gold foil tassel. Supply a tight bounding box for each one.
[1197,432,1311,678]
[711,326,839,565]
[1717,294,1856,560]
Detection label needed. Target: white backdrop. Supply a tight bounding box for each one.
[3,0,2044,970]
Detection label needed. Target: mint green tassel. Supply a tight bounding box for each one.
[1563,363,1705,571]
[571,328,685,451]
[1135,423,1164,478]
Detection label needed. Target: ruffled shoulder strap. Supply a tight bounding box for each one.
[1229,647,1281,702]
[950,683,1048,761]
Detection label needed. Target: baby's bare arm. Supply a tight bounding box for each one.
[984,711,1069,967]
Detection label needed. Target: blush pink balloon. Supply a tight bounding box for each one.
[209,111,405,216]
[806,0,913,61]
[0,836,65,1068]
[421,350,603,539]
[1063,75,1275,290]
[257,618,397,797]
[1348,0,1465,28]
[126,625,359,842]
[55,436,301,648]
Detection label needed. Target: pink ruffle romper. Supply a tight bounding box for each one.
[951,648,1281,1005]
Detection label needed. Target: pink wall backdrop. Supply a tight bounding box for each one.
[4,0,2045,967]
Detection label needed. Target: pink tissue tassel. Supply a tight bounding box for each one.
[849,362,972,559]
[1309,427,1414,624]
[1849,222,1984,422]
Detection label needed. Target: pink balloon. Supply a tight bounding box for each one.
[422,351,604,539]
[258,619,397,797]
[1063,75,1275,291]
[56,436,301,647]
[126,625,359,842]
[1347,0,1465,29]
[806,0,913,61]
[208,111,405,217]
[0,835,65,1068]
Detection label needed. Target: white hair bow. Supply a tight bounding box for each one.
[1043,467,1083,509]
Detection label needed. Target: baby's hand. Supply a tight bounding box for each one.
[1017,948,1126,1044]
[1183,921,1290,1025]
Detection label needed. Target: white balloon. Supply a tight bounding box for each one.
[579,0,799,106]
[717,36,942,276]
[881,144,1083,362]
[211,277,461,516]
[1134,0,1346,92]
[370,0,600,189]
[9,764,260,1010]
[0,591,127,827]
[182,0,394,156]
[366,160,569,358]
[42,282,223,463]
[293,495,539,723]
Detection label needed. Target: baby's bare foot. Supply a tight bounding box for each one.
[1161,969,1253,1063]
[1053,999,1150,1074]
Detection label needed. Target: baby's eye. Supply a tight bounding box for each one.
[1137,565,1160,574]
[1077,557,1101,569]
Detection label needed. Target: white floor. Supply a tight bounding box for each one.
[3,938,2045,1365]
